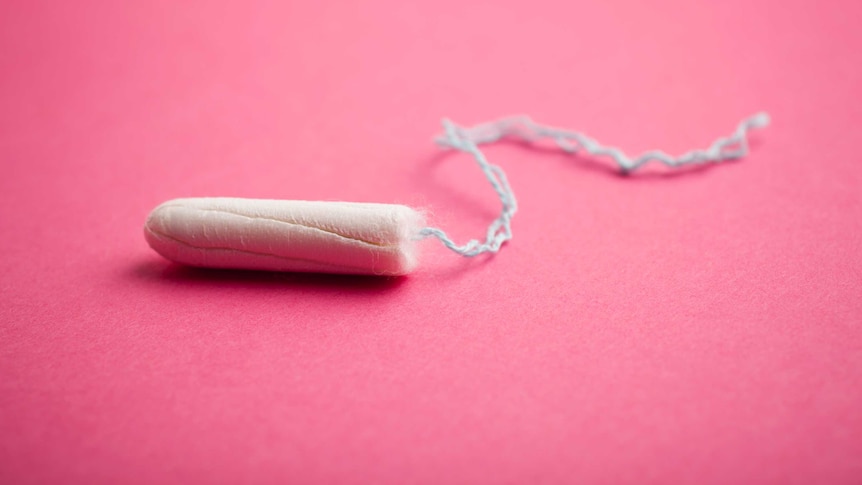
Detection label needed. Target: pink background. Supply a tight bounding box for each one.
[2,0,861,483]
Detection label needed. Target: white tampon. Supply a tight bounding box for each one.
[144,114,768,275]
[144,198,425,275]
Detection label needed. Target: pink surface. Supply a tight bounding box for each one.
[1,0,861,483]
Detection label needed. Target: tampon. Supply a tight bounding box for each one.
[144,198,424,275]
[143,115,768,275]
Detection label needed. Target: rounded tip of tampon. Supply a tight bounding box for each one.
[143,201,178,260]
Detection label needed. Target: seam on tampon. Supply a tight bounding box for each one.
[146,227,405,275]
[161,204,396,249]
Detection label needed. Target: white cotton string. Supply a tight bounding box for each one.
[417,112,771,257]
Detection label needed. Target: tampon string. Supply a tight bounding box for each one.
[419,113,771,257]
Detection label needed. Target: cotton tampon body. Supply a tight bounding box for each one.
[144,198,425,275]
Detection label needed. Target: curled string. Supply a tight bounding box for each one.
[418,112,771,257]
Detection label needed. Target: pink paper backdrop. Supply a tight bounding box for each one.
[2,0,861,483]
